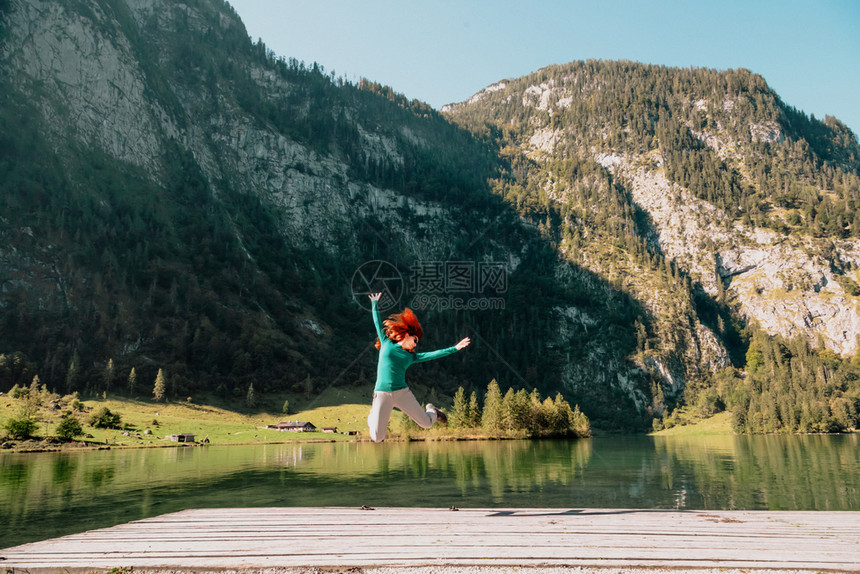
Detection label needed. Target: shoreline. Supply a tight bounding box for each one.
[4,428,856,455]
[0,432,566,455]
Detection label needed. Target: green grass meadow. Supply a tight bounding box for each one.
[649,411,733,436]
[1,385,377,449]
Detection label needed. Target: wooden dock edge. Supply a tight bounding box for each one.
[0,568,845,574]
[3,507,859,573]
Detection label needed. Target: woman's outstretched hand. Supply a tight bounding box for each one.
[368,292,382,302]
[455,337,471,350]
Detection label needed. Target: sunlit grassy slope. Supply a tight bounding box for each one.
[649,411,733,436]
[0,385,376,447]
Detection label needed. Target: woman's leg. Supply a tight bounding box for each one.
[367,391,395,442]
[392,388,436,429]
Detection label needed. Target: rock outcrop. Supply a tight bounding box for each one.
[594,152,860,356]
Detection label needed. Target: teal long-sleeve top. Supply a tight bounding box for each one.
[372,299,458,392]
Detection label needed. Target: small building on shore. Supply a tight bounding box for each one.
[268,421,316,432]
[321,427,338,433]
[168,433,195,443]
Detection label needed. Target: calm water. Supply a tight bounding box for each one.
[1,434,858,548]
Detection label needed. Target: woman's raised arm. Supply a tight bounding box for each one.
[368,293,385,340]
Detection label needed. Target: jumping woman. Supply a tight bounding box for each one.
[367,292,470,442]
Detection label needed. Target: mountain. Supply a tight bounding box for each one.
[1,0,858,432]
[442,61,860,431]
[444,61,860,355]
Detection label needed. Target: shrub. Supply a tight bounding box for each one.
[55,414,83,441]
[696,388,725,417]
[89,407,122,429]
[835,274,860,297]
[4,416,38,439]
[731,409,747,433]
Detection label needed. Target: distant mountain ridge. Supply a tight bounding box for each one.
[1,0,858,432]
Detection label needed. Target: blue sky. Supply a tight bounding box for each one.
[228,1,859,137]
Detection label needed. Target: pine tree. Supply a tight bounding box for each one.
[570,405,591,437]
[66,349,80,394]
[530,388,550,432]
[104,358,115,392]
[512,389,532,431]
[746,339,764,374]
[501,388,516,431]
[153,368,166,402]
[246,383,256,407]
[450,387,467,428]
[29,374,41,398]
[552,393,575,436]
[468,391,481,427]
[481,379,504,433]
[127,367,137,395]
[18,375,42,418]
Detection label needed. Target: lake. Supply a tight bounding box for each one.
[1,434,858,549]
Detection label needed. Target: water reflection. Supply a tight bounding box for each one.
[1,434,857,549]
[272,440,593,503]
[652,434,860,511]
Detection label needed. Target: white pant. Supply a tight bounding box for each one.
[367,388,437,442]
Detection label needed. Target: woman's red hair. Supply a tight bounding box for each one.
[375,307,423,352]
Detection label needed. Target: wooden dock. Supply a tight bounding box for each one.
[2,507,859,572]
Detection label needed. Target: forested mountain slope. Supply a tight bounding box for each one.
[1,1,858,432]
[443,61,860,432]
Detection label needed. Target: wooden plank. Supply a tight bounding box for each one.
[2,507,858,571]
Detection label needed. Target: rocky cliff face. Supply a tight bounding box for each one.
[5,0,169,176]
[591,152,860,358]
[4,0,433,256]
